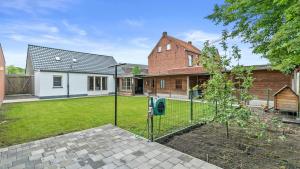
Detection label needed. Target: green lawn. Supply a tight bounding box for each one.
[0,96,214,147]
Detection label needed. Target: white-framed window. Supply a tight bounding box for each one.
[188,55,193,67]
[160,80,165,89]
[53,75,62,88]
[102,77,107,90]
[158,46,162,52]
[122,78,132,90]
[88,76,94,91]
[166,43,171,50]
[88,76,108,91]
[95,76,101,90]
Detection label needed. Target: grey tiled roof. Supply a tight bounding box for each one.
[28,45,123,75]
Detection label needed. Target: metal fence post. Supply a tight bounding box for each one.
[267,88,270,109]
[151,115,154,142]
[190,91,193,122]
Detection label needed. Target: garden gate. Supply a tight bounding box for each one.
[5,75,34,95]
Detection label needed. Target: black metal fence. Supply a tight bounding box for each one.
[146,92,215,141]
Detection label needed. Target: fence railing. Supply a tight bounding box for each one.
[147,92,215,141]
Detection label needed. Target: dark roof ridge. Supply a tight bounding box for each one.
[28,44,114,58]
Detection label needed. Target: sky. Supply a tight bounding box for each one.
[0,0,269,68]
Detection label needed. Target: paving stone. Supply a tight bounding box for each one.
[76,149,88,156]
[201,162,222,169]
[126,160,141,168]
[178,154,193,163]
[168,157,181,165]
[102,163,117,169]
[31,149,44,156]
[173,163,188,169]
[65,162,81,169]
[41,155,55,162]
[190,158,206,168]
[159,161,174,169]
[0,124,221,169]
[131,150,144,156]
[148,158,160,166]
[90,154,104,162]
[56,147,67,153]
[102,151,114,157]
[155,153,170,162]
[80,165,93,169]
[29,154,42,161]
[9,163,26,169]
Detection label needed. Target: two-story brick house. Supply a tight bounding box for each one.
[144,32,295,103]
[144,32,209,98]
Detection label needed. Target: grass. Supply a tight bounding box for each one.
[0,96,214,147]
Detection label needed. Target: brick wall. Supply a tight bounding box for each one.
[144,75,188,97]
[0,45,5,106]
[148,34,201,75]
[249,70,292,100]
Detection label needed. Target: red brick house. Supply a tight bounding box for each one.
[144,32,209,98]
[0,44,5,106]
[144,32,294,102]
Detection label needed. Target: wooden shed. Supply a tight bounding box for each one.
[274,85,299,112]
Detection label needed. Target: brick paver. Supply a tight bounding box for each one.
[0,124,221,169]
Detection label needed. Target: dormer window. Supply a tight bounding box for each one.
[73,58,77,63]
[188,55,193,67]
[166,43,171,50]
[55,57,61,61]
[158,46,162,52]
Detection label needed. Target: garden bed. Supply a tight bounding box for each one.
[162,121,300,169]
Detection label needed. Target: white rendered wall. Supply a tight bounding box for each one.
[35,71,114,98]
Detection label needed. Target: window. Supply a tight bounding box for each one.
[188,55,193,67]
[95,76,101,90]
[166,43,171,50]
[160,80,165,89]
[102,77,107,90]
[151,79,155,88]
[175,79,182,90]
[122,78,132,90]
[53,76,62,88]
[88,76,94,91]
[158,46,162,52]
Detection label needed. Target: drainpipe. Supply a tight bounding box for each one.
[67,72,70,97]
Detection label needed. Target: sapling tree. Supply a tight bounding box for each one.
[131,66,141,76]
[201,31,254,138]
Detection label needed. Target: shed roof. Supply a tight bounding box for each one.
[273,85,299,96]
[27,45,123,75]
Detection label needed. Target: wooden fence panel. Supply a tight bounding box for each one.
[0,45,5,105]
[5,75,34,95]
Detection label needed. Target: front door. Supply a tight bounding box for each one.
[135,79,144,94]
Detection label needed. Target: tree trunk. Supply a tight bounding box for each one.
[226,122,229,139]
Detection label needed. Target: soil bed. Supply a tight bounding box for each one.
[162,121,300,169]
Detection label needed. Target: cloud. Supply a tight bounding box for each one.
[129,37,150,48]
[62,20,87,36]
[124,19,144,27]
[182,30,220,44]
[0,0,74,14]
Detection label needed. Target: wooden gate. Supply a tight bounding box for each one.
[5,75,34,95]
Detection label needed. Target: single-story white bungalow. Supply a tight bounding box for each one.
[25,45,121,99]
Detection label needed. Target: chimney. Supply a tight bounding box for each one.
[162,32,167,37]
[188,41,192,45]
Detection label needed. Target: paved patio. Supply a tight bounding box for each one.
[0,124,221,169]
